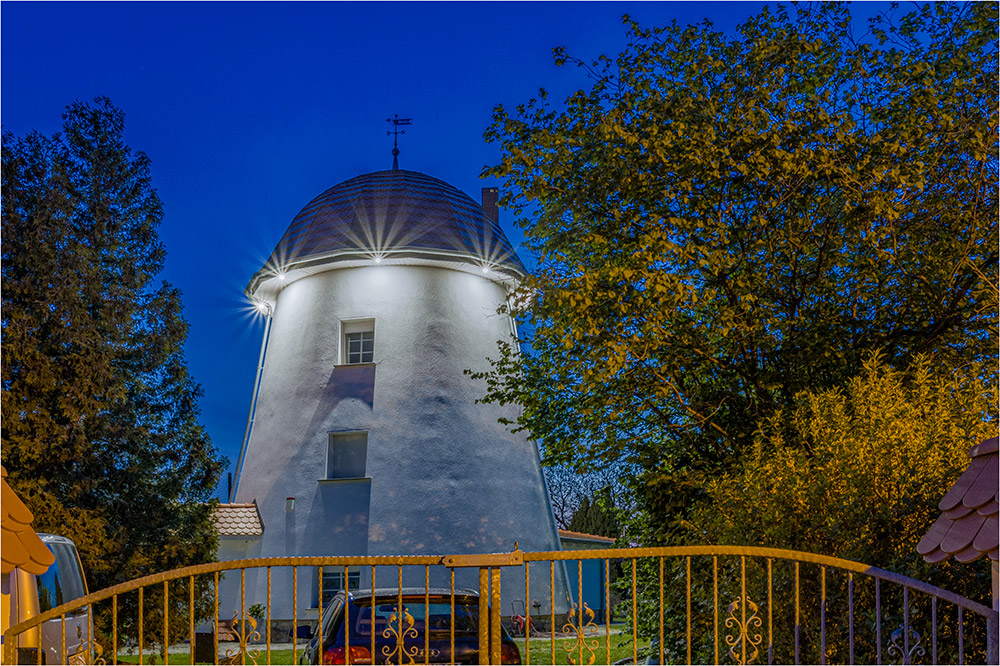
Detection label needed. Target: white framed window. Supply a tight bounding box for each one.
[327,431,368,479]
[318,567,361,605]
[341,319,375,364]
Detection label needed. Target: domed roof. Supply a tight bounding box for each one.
[247,170,524,298]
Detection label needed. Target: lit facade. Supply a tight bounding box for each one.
[223,169,568,624]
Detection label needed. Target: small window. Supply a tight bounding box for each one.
[327,432,367,479]
[341,319,375,365]
[346,331,374,364]
[320,568,361,604]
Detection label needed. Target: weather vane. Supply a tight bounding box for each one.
[387,114,412,170]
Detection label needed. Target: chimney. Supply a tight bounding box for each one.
[481,187,499,225]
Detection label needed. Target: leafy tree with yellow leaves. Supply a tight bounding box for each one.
[475,2,997,546]
[618,355,995,663]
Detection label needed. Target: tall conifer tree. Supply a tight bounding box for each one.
[2,98,225,591]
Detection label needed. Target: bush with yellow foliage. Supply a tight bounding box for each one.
[685,353,996,662]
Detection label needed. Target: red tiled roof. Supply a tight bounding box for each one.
[558,529,616,544]
[917,437,998,564]
[1,466,55,576]
[214,502,264,537]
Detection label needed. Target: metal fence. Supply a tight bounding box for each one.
[3,545,996,665]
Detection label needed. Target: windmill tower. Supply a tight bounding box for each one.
[225,154,569,623]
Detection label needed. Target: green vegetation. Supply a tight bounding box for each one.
[476,0,996,547]
[515,633,650,665]
[2,98,225,649]
[567,486,619,539]
[474,1,997,656]
[639,355,995,663]
[694,354,996,579]
[114,638,651,665]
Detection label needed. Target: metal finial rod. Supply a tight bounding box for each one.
[387,114,412,170]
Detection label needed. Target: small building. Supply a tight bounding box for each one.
[558,529,617,623]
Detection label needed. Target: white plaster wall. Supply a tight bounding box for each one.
[215,538,264,620]
[231,264,567,620]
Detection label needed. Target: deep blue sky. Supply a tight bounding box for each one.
[2,2,889,499]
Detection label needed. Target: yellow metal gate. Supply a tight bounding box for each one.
[3,546,997,665]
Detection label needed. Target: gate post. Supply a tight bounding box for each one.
[475,567,502,664]
[478,568,489,665]
[442,547,524,665]
[987,611,998,666]
[490,568,502,665]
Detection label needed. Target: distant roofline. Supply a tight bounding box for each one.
[558,529,616,544]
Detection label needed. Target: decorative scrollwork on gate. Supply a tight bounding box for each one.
[887,626,924,665]
[724,596,763,665]
[561,601,600,665]
[381,605,421,665]
[66,631,106,665]
[69,643,105,666]
[222,611,262,665]
[87,638,107,666]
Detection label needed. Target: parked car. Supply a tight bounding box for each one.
[298,587,521,665]
[2,534,92,664]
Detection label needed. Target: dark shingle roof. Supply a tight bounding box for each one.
[917,437,998,564]
[250,170,524,292]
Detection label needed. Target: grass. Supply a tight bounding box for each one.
[514,634,650,665]
[113,636,652,665]
[114,647,300,664]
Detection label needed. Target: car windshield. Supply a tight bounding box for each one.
[36,542,87,613]
[346,597,479,640]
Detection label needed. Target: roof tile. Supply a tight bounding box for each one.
[971,437,999,457]
[953,544,982,563]
[943,504,972,520]
[923,547,951,564]
[940,513,986,554]
[213,503,264,537]
[963,456,998,509]
[920,437,999,564]
[251,170,525,293]
[972,514,998,553]
[938,456,989,512]
[1,466,55,576]
[916,516,951,555]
